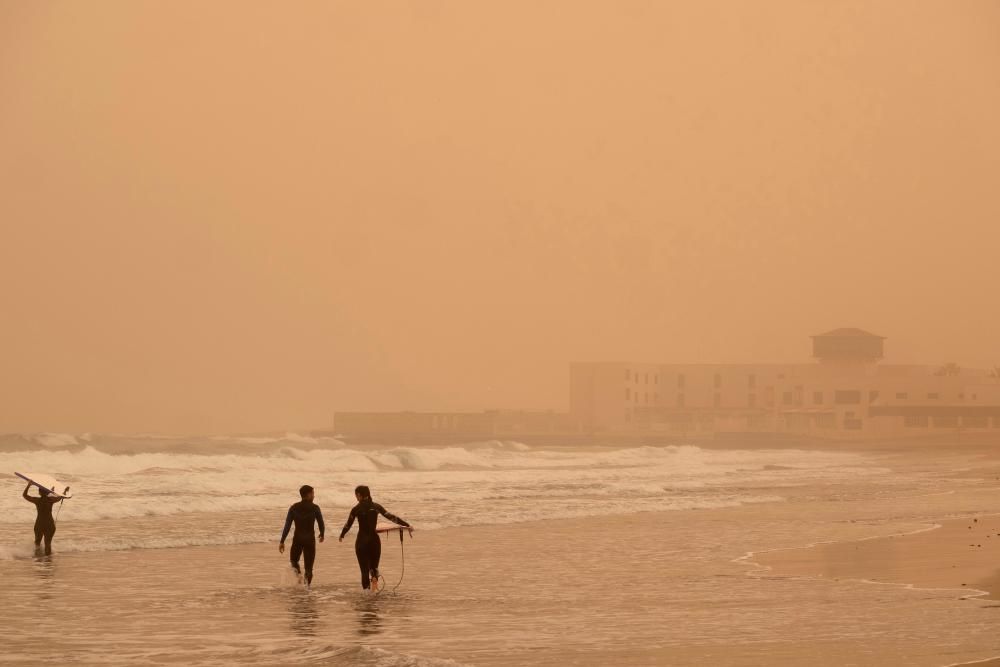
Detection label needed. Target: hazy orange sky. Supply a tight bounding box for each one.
[2,1,999,434]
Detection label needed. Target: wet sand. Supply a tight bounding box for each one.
[6,493,1000,665]
[755,514,1000,601]
[754,505,1000,667]
[6,436,1000,665]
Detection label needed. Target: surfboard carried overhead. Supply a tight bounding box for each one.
[14,472,73,499]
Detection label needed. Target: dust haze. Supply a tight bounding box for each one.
[2,1,998,434]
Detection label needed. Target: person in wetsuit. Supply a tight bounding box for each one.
[338,485,411,591]
[23,482,60,555]
[279,485,325,587]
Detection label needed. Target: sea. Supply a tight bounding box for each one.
[1,432,998,666]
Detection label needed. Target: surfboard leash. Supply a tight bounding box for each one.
[391,527,406,593]
[371,528,408,596]
[54,486,70,525]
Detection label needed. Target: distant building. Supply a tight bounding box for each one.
[570,329,1000,438]
[335,328,1000,441]
[333,409,576,442]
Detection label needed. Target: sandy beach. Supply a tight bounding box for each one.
[3,435,1000,665]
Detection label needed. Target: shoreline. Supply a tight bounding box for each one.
[6,437,1000,664]
[753,512,1000,602]
[752,510,1000,667]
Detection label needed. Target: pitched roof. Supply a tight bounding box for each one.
[812,327,885,339]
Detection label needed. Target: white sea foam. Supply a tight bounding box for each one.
[0,543,36,560]
[0,441,887,537]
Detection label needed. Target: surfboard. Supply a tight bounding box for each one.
[14,472,73,499]
[375,524,412,535]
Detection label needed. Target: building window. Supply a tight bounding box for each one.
[748,394,757,408]
[782,391,794,405]
[654,393,659,403]
[677,374,686,389]
[934,415,958,428]
[625,369,630,381]
[904,415,929,428]
[748,374,756,389]
[965,416,989,428]
[958,393,965,399]
[625,388,631,401]
[868,390,880,403]
[844,418,863,430]
[896,392,908,400]
[714,373,722,389]
[927,393,940,400]
[654,375,659,385]
[676,394,685,408]
[713,393,721,408]
[644,392,649,404]
[813,391,823,405]
[834,390,862,405]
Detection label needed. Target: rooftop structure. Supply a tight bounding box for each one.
[811,328,885,364]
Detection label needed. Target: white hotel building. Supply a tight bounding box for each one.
[570,329,1000,438]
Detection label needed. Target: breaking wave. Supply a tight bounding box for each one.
[0,440,883,532]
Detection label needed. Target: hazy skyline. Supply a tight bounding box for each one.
[2,1,999,433]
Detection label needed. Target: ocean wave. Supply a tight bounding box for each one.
[0,442,878,484]
[31,432,80,448]
[0,431,350,455]
[0,442,882,529]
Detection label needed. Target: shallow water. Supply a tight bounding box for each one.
[2,435,999,665]
[0,435,882,555]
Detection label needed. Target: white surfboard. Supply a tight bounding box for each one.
[15,472,73,499]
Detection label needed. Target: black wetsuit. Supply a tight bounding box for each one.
[26,495,59,555]
[339,498,409,589]
[281,501,325,585]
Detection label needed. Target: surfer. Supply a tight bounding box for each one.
[22,481,60,556]
[339,485,411,591]
[279,485,325,588]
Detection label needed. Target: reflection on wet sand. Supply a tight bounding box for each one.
[32,555,55,579]
[287,590,319,637]
[353,597,382,637]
